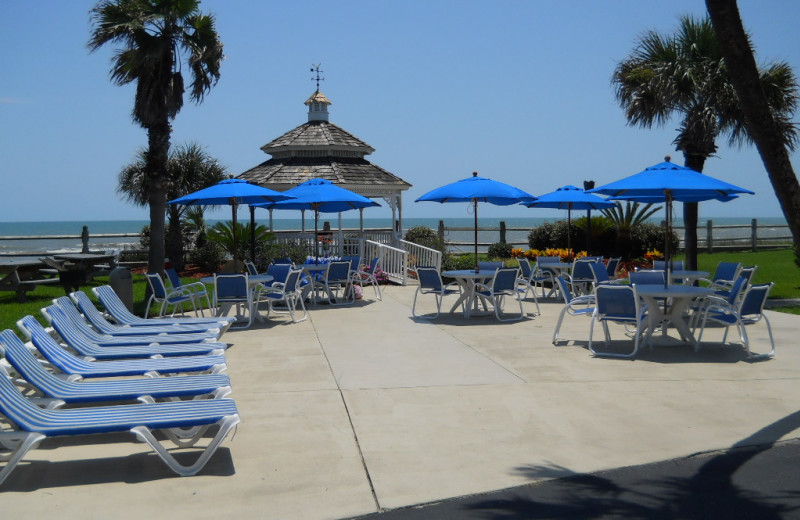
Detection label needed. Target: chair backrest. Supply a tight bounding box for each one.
[606,257,621,278]
[367,257,380,273]
[629,270,665,286]
[477,261,504,272]
[214,274,248,300]
[517,258,532,279]
[491,268,519,293]
[538,256,561,264]
[71,290,109,330]
[165,267,183,288]
[653,260,685,271]
[571,259,595,280]
[342,255,361,272]
[326,261,351,282]
[146,273,168,299]
[272,257,293,265]
[416,267,443,291]
[723,276,748,305]
[244,261,259,276]
[0,329,64,398]
[266,263,292,284]
[582,256,603,262]
[589,262,611,284]
[739,282,773,317]
[740,265,758,285]
[283,269,303,293]
[713,261,742,283]
[595,285,639,320]
[555,276,574,304]
[93,285,138,324]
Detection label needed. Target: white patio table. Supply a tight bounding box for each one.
[635,285,712,346]
[200,274,273,322]
[442,269,498,319]
[670,270,710,285]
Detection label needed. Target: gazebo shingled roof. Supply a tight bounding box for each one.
[237,89,410,237]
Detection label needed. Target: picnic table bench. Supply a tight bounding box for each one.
[0,259,60,302]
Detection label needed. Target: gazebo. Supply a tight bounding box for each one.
[237,89,411,242]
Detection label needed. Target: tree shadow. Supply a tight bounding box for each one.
[465,410,800,519]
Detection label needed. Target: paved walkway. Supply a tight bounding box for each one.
[4,284,800,519]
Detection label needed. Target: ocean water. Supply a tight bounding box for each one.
[0,216,790,257]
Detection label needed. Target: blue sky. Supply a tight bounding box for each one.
[2,1,799,224]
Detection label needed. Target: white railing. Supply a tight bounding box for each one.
[364,239,408,285]
[399,240,441,272]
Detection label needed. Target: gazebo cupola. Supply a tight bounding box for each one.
[305,90,331,122]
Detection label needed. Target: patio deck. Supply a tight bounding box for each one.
[3,283,800,519]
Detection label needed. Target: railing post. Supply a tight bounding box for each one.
[499,221,507,243]
[751,218,758,251]
[706,220,713,254]
[437,220,445,243]
[81,226,90,253]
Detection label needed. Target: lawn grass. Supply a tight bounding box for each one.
[0,273,200,339]
[0,249,797,335]
[686,248,800,300]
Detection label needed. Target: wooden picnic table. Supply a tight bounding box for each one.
[0,259,59,302]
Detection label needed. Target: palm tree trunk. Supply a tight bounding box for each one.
[682,154,708,271]
[706,0,800,253]
[166,205,184,271]
[146,122,171,276]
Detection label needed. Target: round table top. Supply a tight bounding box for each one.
[442,269,498,278]
[634,285,713,298]
[200,274,273,285]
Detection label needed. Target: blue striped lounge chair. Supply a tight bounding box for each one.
[93,285,234,333]
[52,297,223,346]
[0,330,232,404]
[40,305,226,360]
[70,291,224,340]
[0,365,239,486]
[17,316,227,378]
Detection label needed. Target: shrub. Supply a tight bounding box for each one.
[528,221,580,250]
[404,226,443,250]
[487,241,512,259]
[253,240,311,271]
[630,223,679,259]
[188,242,226,273]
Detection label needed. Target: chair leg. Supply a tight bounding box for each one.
[0,432,46,487]
[130,414,240,477]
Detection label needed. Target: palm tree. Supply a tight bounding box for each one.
[612,15,797,269]
[602,201,662,257]
[117,142,227,269]
[89,0,224,275]
[705,0,800,266]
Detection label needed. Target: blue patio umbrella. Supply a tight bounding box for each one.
[169,178,294,262]
[415,171,536,271]
[252,178,380,259]
[523,185,615,252]
[591,158,753,283]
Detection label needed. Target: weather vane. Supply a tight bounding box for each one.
[310,63,325,91]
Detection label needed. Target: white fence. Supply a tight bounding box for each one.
[364,240,408,285]
[399,240,441,272]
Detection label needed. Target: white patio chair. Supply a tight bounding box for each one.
[474,267,524,321]
[213,273,255,329]
[257,268,308,323]
[412,267,462,319]
[145,273,197,318]
[588,284,648,358]
[552,275,595,345]
[693,282,774,358]
[515,258,541,315]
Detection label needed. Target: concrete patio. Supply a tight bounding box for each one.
[3,282,800,519]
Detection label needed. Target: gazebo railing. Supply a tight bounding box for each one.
[364,239,408,285]
[399,240,441,272]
